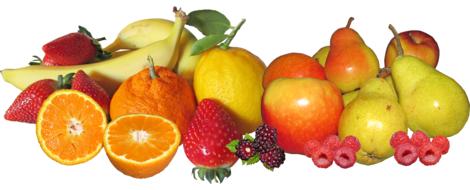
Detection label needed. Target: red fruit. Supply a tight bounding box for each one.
[38,26,109,66]
[304,139,321,157]
[431,136,450,155]
[4,79,57,123]
[419,143,442,166]
[183,99,242,183]
[71,70,110,113]
[411,131,430,148]
[334,146,356,169]
[323,135,341,150]
[341,136,361,152]
[311,145,334,168]
[390,131,410,148]
[394,143,418,166]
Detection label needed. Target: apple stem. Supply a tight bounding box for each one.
[147,56,159,79]
[346,17,354,28]
[389,24,404,57]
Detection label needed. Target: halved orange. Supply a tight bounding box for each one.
[103,114,181,178]
[36,89,107,165]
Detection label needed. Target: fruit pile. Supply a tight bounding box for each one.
[1,7,469,183]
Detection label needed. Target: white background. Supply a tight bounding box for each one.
[0,0,469,189]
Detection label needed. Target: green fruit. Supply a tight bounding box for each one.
[312,46,329,67]
[342,90,359,106]
[389,24,469,137]
[339,78,407,165]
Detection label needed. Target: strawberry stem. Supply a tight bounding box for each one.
[147,56,159,79]
[78,25,111,61]
[29,55,43,65]
[56,72,75,89]
[192,166,231,183]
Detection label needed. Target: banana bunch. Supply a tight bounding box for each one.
[1,9,200,95]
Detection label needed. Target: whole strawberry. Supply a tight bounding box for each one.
[30,26,110,66]
[4,79,58,123]
[71,70,110,113]
[183,99,242,183]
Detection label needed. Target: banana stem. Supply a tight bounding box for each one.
[147,56,159,79]
[389,24,404,57]
[220,19,246,49]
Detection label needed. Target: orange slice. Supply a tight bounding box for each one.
[103,114,181,178]
[36,89,107,165]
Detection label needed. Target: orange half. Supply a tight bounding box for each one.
[36,90,107,165]
[103,114,181,178]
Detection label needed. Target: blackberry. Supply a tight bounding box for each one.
[260,146,285,169]
[235,139,256,160]
[253,124,277,153]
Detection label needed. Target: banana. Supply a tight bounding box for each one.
[1,9,188,95]
[104,18,200,83]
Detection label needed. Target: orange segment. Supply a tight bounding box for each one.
[103,114,181,178]
[36,90,107,165]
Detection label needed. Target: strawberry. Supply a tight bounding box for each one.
[30,26,110,66]
[71,70,110,113]
[183,99,242,183]
[4,79,58,123]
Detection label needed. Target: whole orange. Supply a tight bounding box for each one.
[263,53,326,88]
[110,61,196,137]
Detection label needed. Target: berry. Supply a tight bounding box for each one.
[304,139,321,157]
[236,139,256,160]
[260,146,285,169]
[394,143,418,166]
[411,130,430,148]
[341,136,361,152]
[253,124,277,153]
[419,143,442,166]
[71,70,110,113]
[390,131,410,148]
[431,136,450,154]
[183,99,242,183]
[311,145,334,168]
[323,135,341,150]
[334,146,356,169]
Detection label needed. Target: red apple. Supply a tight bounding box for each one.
[263,53,325,88]
[262,78,343,154]
[385,30,439,68]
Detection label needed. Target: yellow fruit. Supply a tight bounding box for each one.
[194,47,265,134]
[103,114,181,178]
[36,90,107,165]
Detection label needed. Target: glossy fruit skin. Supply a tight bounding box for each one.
[194,47,265,134]
[183,99,242,168]
[4,79,57,123]
[263,53,325,88]
[385,30,439,68]
[110,66,196,137]
[42,32,97,66]
[262,78,343,154]
[72,70,110,113]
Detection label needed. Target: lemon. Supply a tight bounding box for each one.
[194,47,266,134]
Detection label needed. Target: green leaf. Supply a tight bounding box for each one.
[226,139,240,153]
[206,169,215,184]
[197,168,206,181]
[244,134,255,142]
[191,34,227,55]
[242,153,260,165]
[188,10,231,35]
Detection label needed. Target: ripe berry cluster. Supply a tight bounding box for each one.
[391,130,450,166]
[304,135,360,169]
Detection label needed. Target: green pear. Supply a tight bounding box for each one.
[339,78,407,165]
[312,46,329,67]
[389,24,469,137]
[342,90,359,106]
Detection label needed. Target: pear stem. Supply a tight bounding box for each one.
[220,19,246,49]
[147,56,159,79]
[389,24,404,57]
[377,67,391,78]
[346,17,354,28]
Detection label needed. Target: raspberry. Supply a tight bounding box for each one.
[253,124,277,153]
[334,146,356,169]
[323,135,341,151]
[303,139,320,157]
[235,139,256,160]
[419,143,442,166]
[390,131,410,148]
[311,145,334,168]
[341,136,361,152]
[394,143,418,166]
[411,130,430,148]
[431,136,450,155]
[260,146,285,169]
